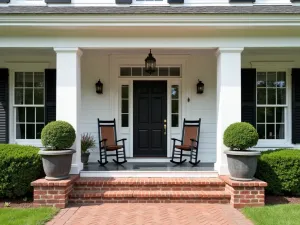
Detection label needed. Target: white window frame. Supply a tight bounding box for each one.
[132,0,169,6]
[252,62,293,148]
[7,62,50,146]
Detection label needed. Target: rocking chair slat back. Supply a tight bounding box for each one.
[98,119,117,146]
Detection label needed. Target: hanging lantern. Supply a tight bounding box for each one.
[145,49,156,75]
[95,79,103,94]
[197,80,204,94]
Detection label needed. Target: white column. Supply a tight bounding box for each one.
[215,48,244,175]
[54,47,83,174]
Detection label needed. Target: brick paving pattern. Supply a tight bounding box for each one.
[47,203,253,225]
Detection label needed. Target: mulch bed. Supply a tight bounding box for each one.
[0,198,33,208]
[266,195,300,205]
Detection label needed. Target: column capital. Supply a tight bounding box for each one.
[216,48,244,57]
[54,47,83,57]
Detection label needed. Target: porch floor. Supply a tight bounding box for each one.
[82,162,214,172]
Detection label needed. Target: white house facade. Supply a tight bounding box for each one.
[1,0,300,176]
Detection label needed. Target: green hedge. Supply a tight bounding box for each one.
[255,149,300,195]
[0,144,43,198]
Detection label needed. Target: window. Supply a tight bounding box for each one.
[121,85,129,127]
[171,85,179,127]
[120,66,181,77]
[256,71,286,140]
[14,72,45,139]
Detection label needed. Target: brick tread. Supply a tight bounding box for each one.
[70,190,231,199]
[75,177,225,186]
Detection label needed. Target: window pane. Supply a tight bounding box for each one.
[122,86,129,99]
[257,107,265,123]
[267,72,276,87]
[257,124,265,139]
[171,85,179,99]
[26,124,35,139]
[36,107,44,122]
[26,107,35,122]
[120,67,131,76]
[25,89,33,104]
[132,67,143,76]
[266,107,275,123]
[276,124,285,139]
[16,107,25,122]
[25,72,33,87]
[16,124,25,139]
[34,73,44,87]
[266,124,275,139]
[276,108,284,123]
[121,114,128,127]
[172,114,179,127]
[257,89,266,104]
[15,89,24,104]
[257,72,266,87]
[277,88,286,105]
[34,89,44,104]
[122,100,129,113]
[267,88,276,104]
[15,72,23,87]
[36,124,44,139]
[170,67,180,76]
[159,67,168,76]
[172,100,179,113]
[277,72,286,87]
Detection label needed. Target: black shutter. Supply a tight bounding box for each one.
[115,0,132,4]
[45,0,71,3]
[241,68,256,127]
[292,69,300,143]
[45,69,56,125]
[0,69,9,143]
[168,0,184,3]
[0,0,10,3]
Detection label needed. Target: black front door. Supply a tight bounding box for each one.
[133,81,167,157]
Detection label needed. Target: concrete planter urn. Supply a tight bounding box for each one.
[223,122,260,181]
[39,149,75,180]
[81,152,90,165]
[40,120,76,181]
[224,150,261,181]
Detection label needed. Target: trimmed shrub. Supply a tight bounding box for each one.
[41,120,76,150]
[255,149,300,195]
[223,122,259,150]
[0,144,43,198]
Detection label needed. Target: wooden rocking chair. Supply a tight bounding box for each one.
[170,119,201,165]
[97,119,127,166]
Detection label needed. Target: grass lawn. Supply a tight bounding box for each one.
[242,204,300,225]
[0,207,59,225]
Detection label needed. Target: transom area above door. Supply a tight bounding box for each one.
[120,66,181,77]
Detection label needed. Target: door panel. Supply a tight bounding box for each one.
[133,81,167,157]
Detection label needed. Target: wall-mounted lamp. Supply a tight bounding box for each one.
[95,79,103,94]
[197,80,204,94]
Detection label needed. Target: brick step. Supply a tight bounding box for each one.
[69,190,231,204]
[73,186,225,191]
[74,177,225,187]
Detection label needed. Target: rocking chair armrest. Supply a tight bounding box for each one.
[171,138,182,143]
[99,139,107,143]
[116,138,127,143]
[190,138,198,143]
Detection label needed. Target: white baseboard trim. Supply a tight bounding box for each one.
[80,170,218,178]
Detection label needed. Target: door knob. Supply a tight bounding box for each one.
[164,119,167,135]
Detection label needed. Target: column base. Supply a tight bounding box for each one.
[70,163,83,174]
[214,162,229,175]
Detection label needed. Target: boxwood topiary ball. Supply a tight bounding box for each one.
[41,121,76,150]
[223,122,259,151]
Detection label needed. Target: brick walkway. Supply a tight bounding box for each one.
[47,204,253,225]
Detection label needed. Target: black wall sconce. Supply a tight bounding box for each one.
[95,79,103,94]
[197,80,204,94]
